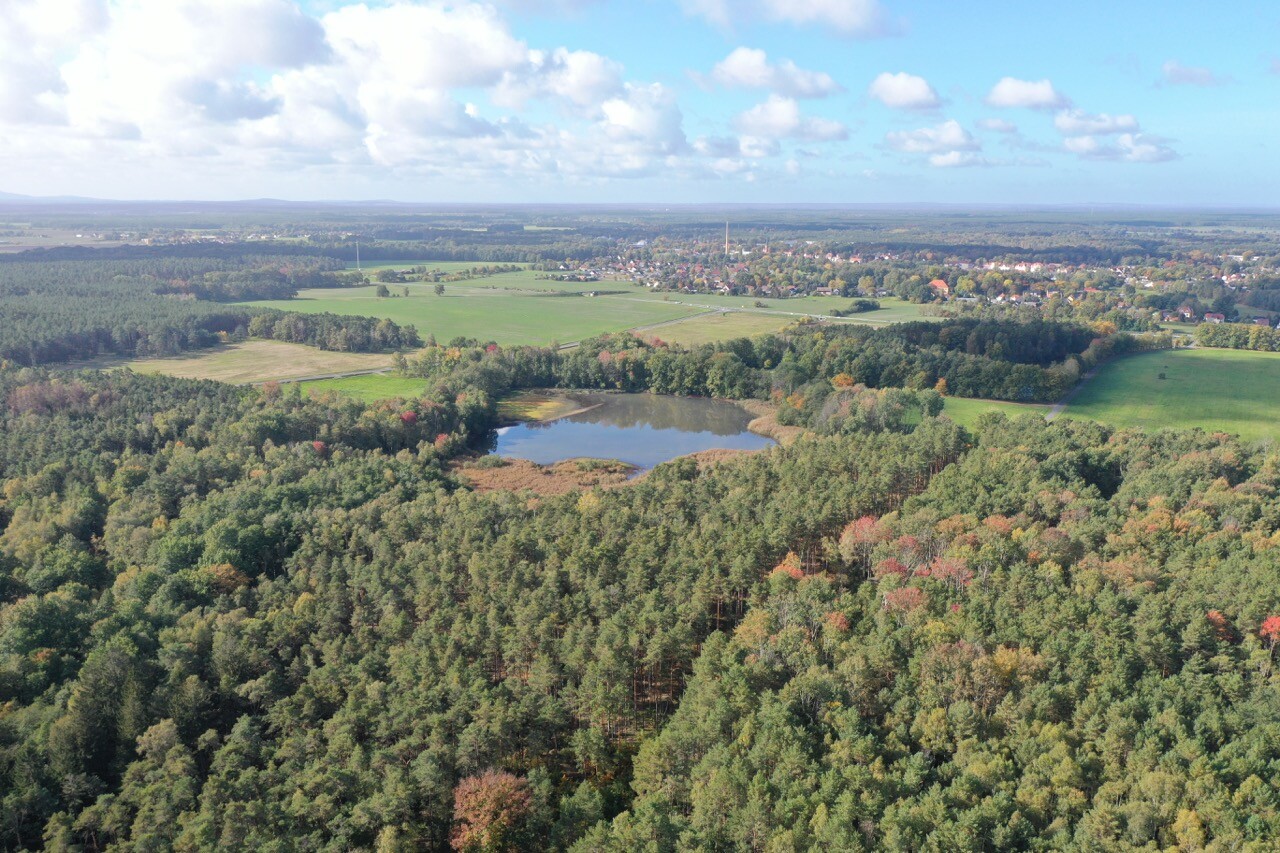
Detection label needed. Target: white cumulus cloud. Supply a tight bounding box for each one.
[0,0,717,187]
[929,151,988,168]
[977,118,1017,133]
[708,48,842,98]
[867,72,940,110]
[885,119,978,154]
[680,0,897,37]
[985,77,1069,110]
[733,95,847,141]
[1064,133,1178,163]
[1053,109,1139,135]
[494,48,624,111]
[600,83,687,153]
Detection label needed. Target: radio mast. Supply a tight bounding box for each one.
[724,221,730,257]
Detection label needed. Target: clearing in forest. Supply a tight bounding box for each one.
[940,396,1051,427]
[120,340,395,384]
[1060,347,1280,442]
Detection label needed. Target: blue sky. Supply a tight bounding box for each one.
[2,0,1277,203]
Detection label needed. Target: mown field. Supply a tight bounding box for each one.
[632,293,935,324]
[647,312,799,346]
[1061,347,1280,442]
[244,284,934,349]
[118,340,395,384]
[245,285,703,346]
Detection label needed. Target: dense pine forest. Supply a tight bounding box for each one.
[0,259,416,364]
[2,352,1280,850]
[0,230,1276,851]
[7,0,1280,841]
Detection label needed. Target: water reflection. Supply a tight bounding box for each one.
[487,392,774,470]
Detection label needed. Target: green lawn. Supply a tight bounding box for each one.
[1061,348,1280,442]
[245,286,703,346]
[301,373,432,402]
[942,396,1050,427]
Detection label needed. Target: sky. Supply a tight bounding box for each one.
[1,0,1277,204]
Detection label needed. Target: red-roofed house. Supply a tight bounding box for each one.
[929,279,950,297]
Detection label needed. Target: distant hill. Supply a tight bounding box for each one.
[0,190,102,203]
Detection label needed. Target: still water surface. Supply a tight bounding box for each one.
[489,392,775,470]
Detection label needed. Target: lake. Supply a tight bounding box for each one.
[488,392,775,470]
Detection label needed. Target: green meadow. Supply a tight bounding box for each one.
[648,312,800,346]
[1061,347,1280,443]
[300,373,432,402]
[941,396,1051,427]
[246,284,703,346]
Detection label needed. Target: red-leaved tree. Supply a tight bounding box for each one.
[1261,615,1280,652]
[451,770,532,852]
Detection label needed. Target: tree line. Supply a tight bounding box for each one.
[403,319,1165,407]
[1195,319,1280,351]
[0,259,417,364]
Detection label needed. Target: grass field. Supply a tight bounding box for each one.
[246,286,704,346]
[120,341,395,384]
[647,312,799,346]
[626,294,936,325]
[252,265,939,346]
[348,260,528,274]
[1061,348,1280,442]
[301,374,430,402]
[942,396,1050,427]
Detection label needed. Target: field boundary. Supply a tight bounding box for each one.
[265,366,393,387]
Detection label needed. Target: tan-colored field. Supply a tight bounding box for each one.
[121,341,396,384]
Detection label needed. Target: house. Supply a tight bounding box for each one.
[1204,313,1226,324]
[1253,317,1272,326]
[812,287,836,297]
[928,279,950,297]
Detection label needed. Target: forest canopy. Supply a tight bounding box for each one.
[2,359,1279,851]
